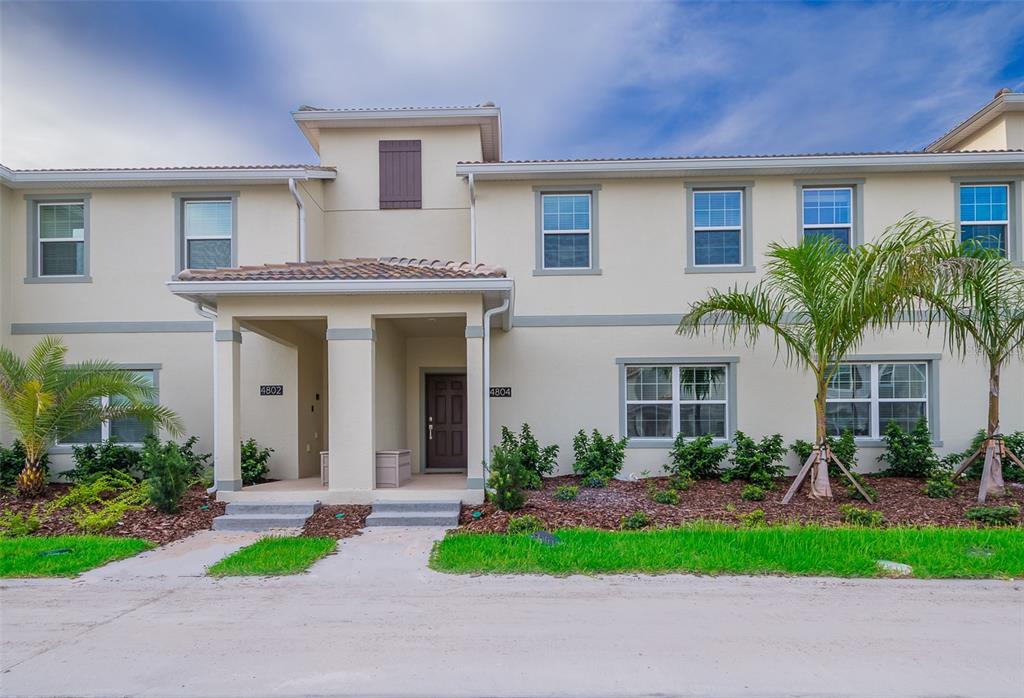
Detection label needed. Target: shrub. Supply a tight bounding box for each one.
[499,424,558,490]
[240,438,273,486]
[64,440,141,483]
[142,436,192,514]
[176,436,212,479]
[581,474,607,488]
[740,484,766,501]
[50,471,145,510]
[0,506,42,538]
[846,472,878,502]
[722,432,786,484]
[738,509,767,527]
[668,433,729,480]
[945,430,1024,483]
[669,469,694,492]
[487,444,526,511]
[839,504,884,527]
[0,442,50,489]
[791,429,858,477]
[507,514,544,535]
[923,469,956,499]
[70,501,138,534]
[552,485,578,501]
[878,418,940,478]
[651,488,680,505]
[620,511,651,530]
[965,505,1020,526]
[572,429,627,486]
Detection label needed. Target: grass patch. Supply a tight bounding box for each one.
[0,536,152,578]
[430,524,1024,579]
[207,536,336,577]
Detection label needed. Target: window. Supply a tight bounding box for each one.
[802,187,853,251]
[379,140,422,209]
[26,195,90,282]
[541,193,592,269]
[825,362,930,439]
[960,184,1009,255]
[174,194,236,272]
[624,364,728,440]
[59,369,157,446]
[692,190,742,266]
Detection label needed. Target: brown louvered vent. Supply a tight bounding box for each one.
[379,140,422,209]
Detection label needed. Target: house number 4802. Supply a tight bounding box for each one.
[260,385,284,396]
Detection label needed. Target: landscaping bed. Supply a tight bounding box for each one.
[302,505,371,538]
[459,474,1024,532]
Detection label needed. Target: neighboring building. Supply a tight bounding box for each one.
[1,91,1022,504]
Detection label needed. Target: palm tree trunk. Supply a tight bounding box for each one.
[984,361,1005,496]
[16,457,47,497]
[811,388,833,500]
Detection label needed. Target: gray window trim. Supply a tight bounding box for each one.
[24,193,92,283]
[533,184,602,276]
[173,192,239,273]
[795,178,865,248]
[617,356,739,449]
[684,181,756,274]
[951,176,1022,264]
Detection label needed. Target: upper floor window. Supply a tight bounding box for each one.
[692,190,742,266]
[825,361,931,439]
[623,364,729,440]
[379,140,422,209]
[802,187,853,251]
[59,369,157,446]
[176,196,235,271]
[541,193,592,269]
[960,184,1009,255]
[25,195,91,283]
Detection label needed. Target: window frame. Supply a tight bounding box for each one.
[53,365,162,452]
[684,182,755,274]
[952,177,1022,263]
[533,184,601,276]
[173,192,238,273]
[24,193,92,284]
[797,179,864,250]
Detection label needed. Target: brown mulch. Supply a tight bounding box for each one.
[302,505,371,538]
[0,484,226,545]
[458,475,1024,533]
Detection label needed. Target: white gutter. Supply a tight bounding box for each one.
[0,166,335,189]
[288,178,307,263]
[192,301,219,496]
[468,173,477,264]
[167,277,513,298]
[482,298,511,481]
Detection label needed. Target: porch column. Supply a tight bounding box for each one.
[214,324,242,491]
[326,326,375,491]
[465,328,485,489]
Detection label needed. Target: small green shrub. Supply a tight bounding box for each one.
[0,442,50,489]
[581,474,607,488]
[740,484,766,501]
[669,469,694,492]
[965,505,1020,526]
[572,429,628,486]
[499,424,558,490]
[878,418,940,478]
[50,471,144,509]
[552,485,578,501]
[846,472,878,502]
[668,433,729,480]
[487,444,526,511]
[176,436,212,479]
[839,504,884,527]
[507,514,544,535]
[620,511,651,530]
[737,509,767,527]
[945,430,1024,483]
[0,506,42,538]
[749,470,777,491]
[923,469,956,499]
[722,432,786,484]
[65,440,141,483]
[240,438,273,486]
[651,488,680,505]
[791,429,858,477]
[142,436,192,514]
[70,501,138,534]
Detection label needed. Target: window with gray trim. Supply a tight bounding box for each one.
[826,361,930,438]
[541,193,592,268]
[959,183,1009,256]
[26,195,90,281]
[59,369,157,446]
[802,187,853,251]
[624,364,728,439]
[181,199,233,269]
[685,183,754,272]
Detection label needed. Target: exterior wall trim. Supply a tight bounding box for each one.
[950,175,1023,263]
[533,184,602,276]
[794,178,866,248]
[10,321,213,335]
[464,325,484,338]
[684,181,756,274]
[24,193,93,284]
[172,192,240,273]
[214,330,242,343]
[326,328,376,341]
[167,278,514,297]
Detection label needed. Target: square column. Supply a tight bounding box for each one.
[327,327,376,491]
[465,333,484,489]
[214,326,242,491]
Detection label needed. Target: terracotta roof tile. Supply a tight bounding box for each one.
[456,148,1024,165]
[176,257,506,282]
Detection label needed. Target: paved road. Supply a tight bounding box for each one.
[2,528,1022,698]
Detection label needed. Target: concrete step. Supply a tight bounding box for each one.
[225,502,320,516]
[369,500,461,514]
[364,511,460,527]
[212,513,311,532]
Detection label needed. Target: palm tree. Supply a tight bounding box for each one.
[678,216,949,501]
[0,337,182,495]
[920,244,1024,501]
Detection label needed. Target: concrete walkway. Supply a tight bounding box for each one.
[2,527,1022,697]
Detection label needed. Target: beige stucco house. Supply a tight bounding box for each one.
[1,90,1022,505]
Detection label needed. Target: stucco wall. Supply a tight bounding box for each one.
[374,319,408,452]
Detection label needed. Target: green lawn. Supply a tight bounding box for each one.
[0,536,153,578]
[207,536,337,576]
[430,525,1024,578]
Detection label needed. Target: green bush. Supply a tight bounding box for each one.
[620,511,651,530]
[507,514,544,535]
[64,440,141,483]
[923,469,956,499]
[572,429,628,486]
[50,471,145,510]
[965,505,1019,526]
[945,430,1024,483]
[176,436,212,479]
[0,506,42,538]
[142,436,192,514]
[846,472,878,502]
[669,469,694,492]
[651,488,680,505]
[552,485,578,501]
[839,504,884,527]
[240,438,273,486]
[0,442,49,489]
[499,424,558,490]
[487,444,526,511]
[737,509,767,527]
[722,432,786,484]
[791,429,858,477]
[740,484,767,501]
[878,418,940,478]
[668,433,729,480]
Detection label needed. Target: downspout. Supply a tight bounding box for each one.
[482,297,510,482]
[193,301,219,496]
[288,177,307,263]
[468,173,477,264]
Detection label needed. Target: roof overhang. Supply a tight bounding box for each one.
[293,106,502,162]
[456,150,1024,181]
[925,92,1024,152]
[0,166,336,189]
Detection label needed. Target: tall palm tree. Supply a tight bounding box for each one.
[0,337,182,495]
[678,216,949,500]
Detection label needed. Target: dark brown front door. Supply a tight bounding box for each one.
[425,373,467,470]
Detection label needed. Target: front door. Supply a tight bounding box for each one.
[425,373,467,470]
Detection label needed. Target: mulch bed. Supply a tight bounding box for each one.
[458,475,1024,533]
[302,505,371,538]
[0,484,226,545]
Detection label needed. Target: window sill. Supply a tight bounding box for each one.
[532,268,603,277]
[24,276,93,284]
[684,265,756,275]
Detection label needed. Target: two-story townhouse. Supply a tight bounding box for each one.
[1,91,1022,505]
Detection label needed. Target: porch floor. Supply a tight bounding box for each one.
[218,473,481,505]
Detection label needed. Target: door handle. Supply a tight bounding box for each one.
[428,417,434,440]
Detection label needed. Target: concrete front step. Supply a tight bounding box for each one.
[365,500,461,527]
[213,501,320,531]
[225,502,319,516]
[370,500,461,514]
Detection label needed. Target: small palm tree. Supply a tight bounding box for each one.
[0,337,182,495]
[678,216,949,500]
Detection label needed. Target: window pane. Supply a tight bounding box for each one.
[679,367,725,401]
[62,423,103,445]
[825,402,871,436]
[40,241,85,276]
[626,367,672,401]
[803,227,850,251]
[39,204,84,239]
[803,188,851,226]
[541,194,589,232]
[679,403,726,438]
[961,224,1006,255]
[187,239,232,269]
[110,371,154,444]
[184,201,232,237]
[626,405,672,438]
[878,402,927,434]
[878,363,927,399]
[543,233,590,268]
[694,230,741,265]
[694,191,741,228]
[827,364,871,399]
[960,185,1009,223]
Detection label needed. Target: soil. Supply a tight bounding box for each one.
[0,484,226,545]
[458,474,1024,533]
[302,505,371,538]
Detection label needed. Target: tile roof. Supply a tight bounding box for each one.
[456,148,1024,165]
[175,257,507,282]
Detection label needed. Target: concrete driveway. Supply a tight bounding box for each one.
[2,527,1022,698]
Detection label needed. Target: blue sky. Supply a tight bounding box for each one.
[2,1,1023,168]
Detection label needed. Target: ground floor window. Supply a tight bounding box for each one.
[624,364,728,439]
[825,361,929,438]
[59,369,157,445]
